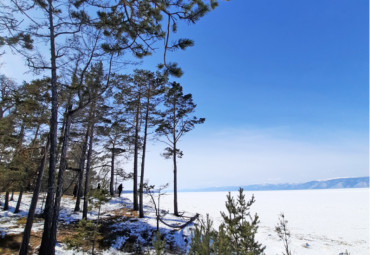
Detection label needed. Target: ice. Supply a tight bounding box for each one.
[158,188,369,254]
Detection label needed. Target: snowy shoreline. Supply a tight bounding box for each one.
[1,188,369,254]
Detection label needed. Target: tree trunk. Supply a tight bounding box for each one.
[3,191,9,210]
[110,146,115,196]
[173,100,178,216]
[49,106,72,253]
[83,122,94,219]
[92,204,101,255]
[74,128,89,212]
[10,191,14,201]
[133,102,140,211]
[173,145,178,216]
[139,97,150,218]
[39,0,58,253]
[27,124,41,191]
[13,121,25,212]
[14,189,23,213]
[19,138,49,255]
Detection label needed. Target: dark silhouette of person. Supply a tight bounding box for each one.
[97,183,101,190]
[73,185,78,198]
[118,184,123,197]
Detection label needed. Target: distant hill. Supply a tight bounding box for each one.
[181,177,369,192]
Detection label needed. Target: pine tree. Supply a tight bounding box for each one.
[189,188,265,255]
[152,230,166,255]
[114,74,143,211]
[12,79,50,214]
[156,82,205,216]
[19,137,49,255]
[218,188,265,255]
[0,75,17,119]
[188,214,217,255]
[133,70,167,218]
[90,187,110,254]
[82,62,109,220]
[95,96,129,197]
[0,1,224,253]
[93,0,218,77]
[0,76,18,198]
[0,3,32,51]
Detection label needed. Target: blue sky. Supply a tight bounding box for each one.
[176,0,368,131]
[1,0,369,189]
[142,0,369,188]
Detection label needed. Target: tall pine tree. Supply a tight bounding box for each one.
[156,82,204,216]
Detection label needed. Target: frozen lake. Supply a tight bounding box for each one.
[158,188,369,254]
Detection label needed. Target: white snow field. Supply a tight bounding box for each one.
[1,188,368,254]
[158,188,369,255]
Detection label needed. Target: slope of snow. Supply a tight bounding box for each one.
[0,192,196,254]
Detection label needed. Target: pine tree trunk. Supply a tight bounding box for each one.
[133,102,140,211]
[83,122,94,219]
[173,100,178,216]
[92,204,101,255]
[173,146,178,216]
[39,0,58,253]
[49,107,72,253]
[27,124,41,191]
[110,147,115,196]
[13,122,25,212]
[10,191,14,201]
[19,138,49,255]
[74,129,89,212]
[3,191,9,211]
[14,189,23,213]
[139,98,150,218]
[82,93,97,220]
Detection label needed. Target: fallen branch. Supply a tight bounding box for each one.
[158,213,199,229]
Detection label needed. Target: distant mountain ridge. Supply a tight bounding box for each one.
[181,177,369,192]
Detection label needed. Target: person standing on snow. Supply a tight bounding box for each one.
[73,184,78,198]
[118,184,123,197]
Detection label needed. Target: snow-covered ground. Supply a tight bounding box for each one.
[156,188,370,255]
[1,188,368,254]
[0,193,195,254]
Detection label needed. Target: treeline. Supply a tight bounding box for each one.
[0,69,203,213]
[0,0,218,254]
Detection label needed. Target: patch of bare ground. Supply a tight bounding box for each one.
[0,219,115,254]
[0,230,41,255]
[109,208,139,218]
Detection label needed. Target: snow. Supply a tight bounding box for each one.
[1,188,368,254]
[157,188,370,254]
[0,192,195,254]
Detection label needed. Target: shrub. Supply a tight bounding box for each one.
[189,188,265,255]
[188,214,217,255]
[275,213,292,255]
[152,231,166,255]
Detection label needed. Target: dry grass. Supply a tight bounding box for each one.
[110,207,139,218]
[0,195,140,254]
[0,219,103,254]
[0,230,42,255]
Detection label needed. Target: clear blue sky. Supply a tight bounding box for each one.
[176,0,368,131]
[1,0,369,189]
[143,0,369,189]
